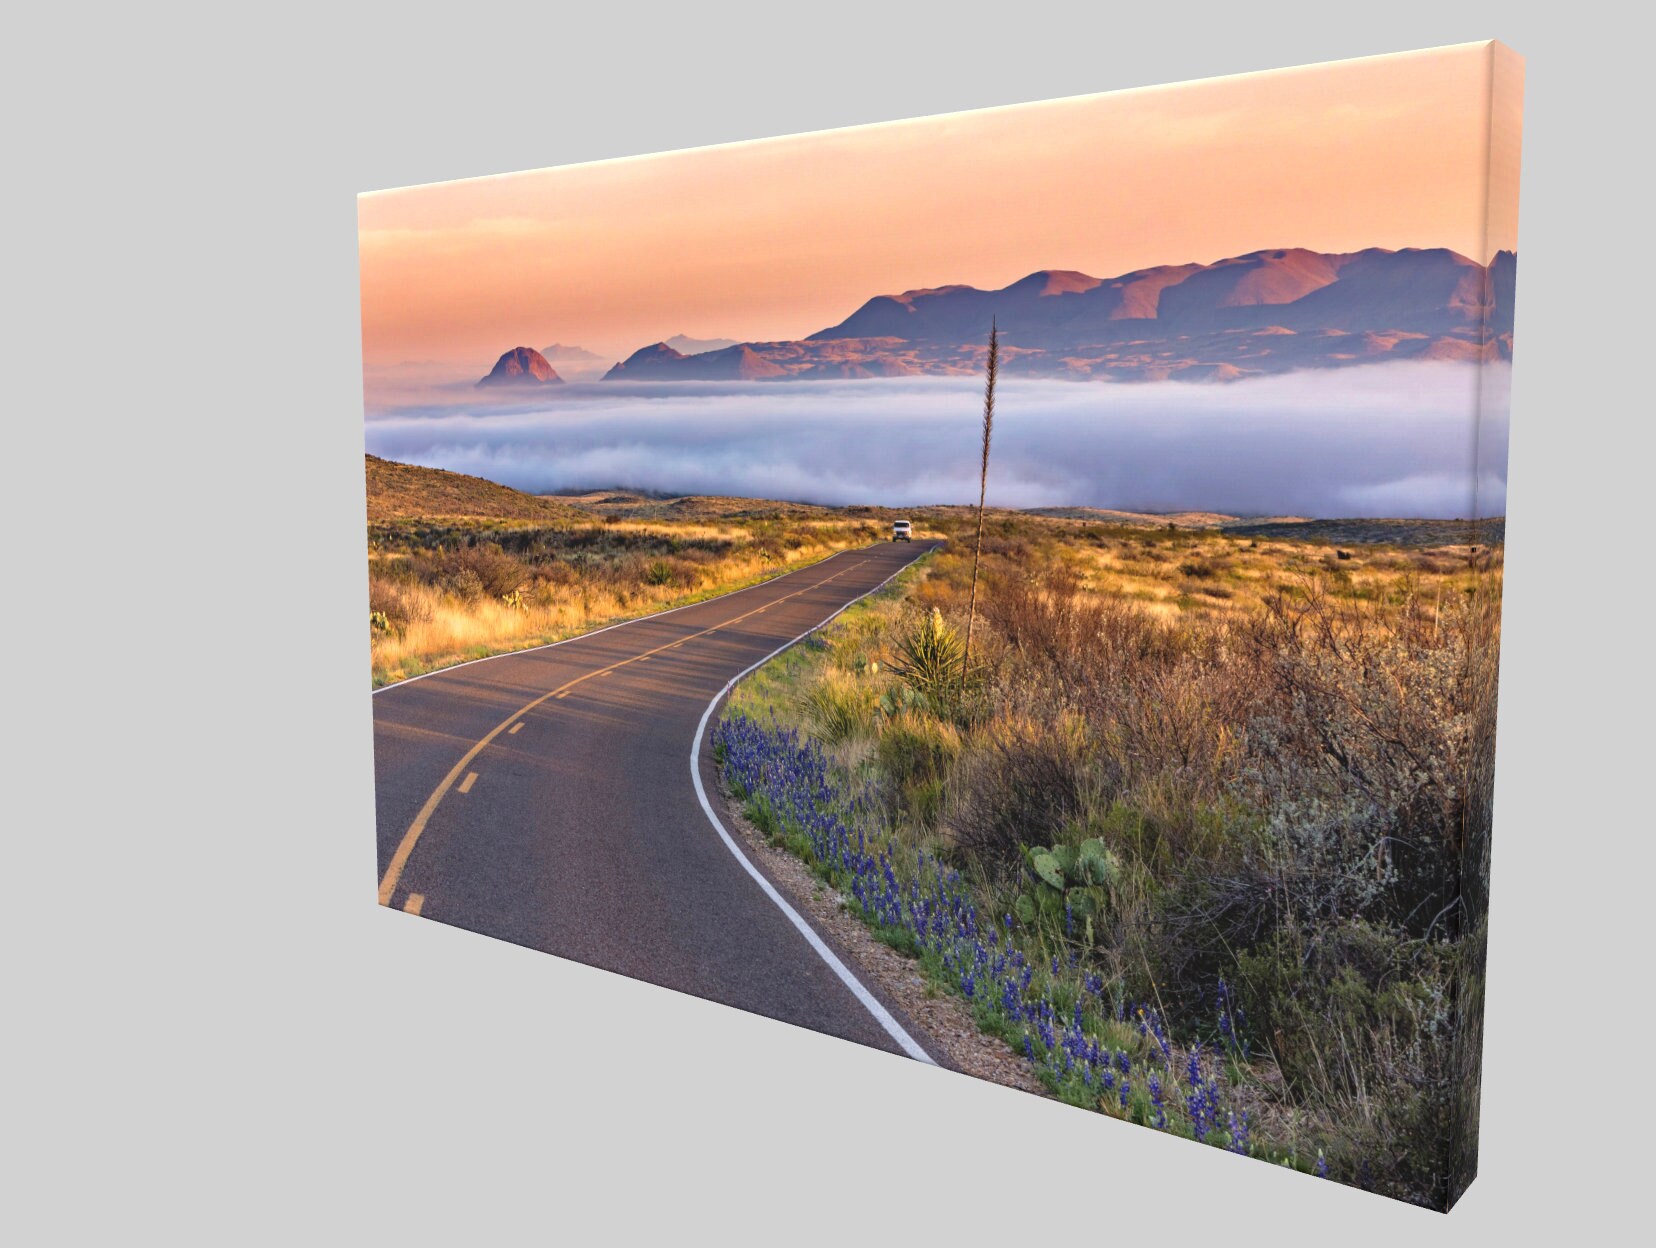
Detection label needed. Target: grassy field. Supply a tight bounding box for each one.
[718,509,1501,1208]
[364,457,896,687]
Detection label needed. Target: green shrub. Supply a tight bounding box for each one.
[1235,919,1457,1206]
[797,674,877,745]
[876,710,962,829]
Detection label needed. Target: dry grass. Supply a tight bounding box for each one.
[363,453,906,686]
[368,524,880,686]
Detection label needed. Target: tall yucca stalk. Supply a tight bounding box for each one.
[963,319,997,684]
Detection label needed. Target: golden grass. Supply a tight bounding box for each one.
[369,537,866,687]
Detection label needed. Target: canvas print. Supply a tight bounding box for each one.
[361,41,1521,1210]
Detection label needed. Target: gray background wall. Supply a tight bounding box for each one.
[8,2,1643,1241]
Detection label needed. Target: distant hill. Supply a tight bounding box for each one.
[603,246,1517,384]
[549,488,842,522]
[540,343,606,365]
[365,455,586,523]
[1026,506,1251,529]
[605,342,788,381]
[1220,517,1506,547]
[477,346,563,387]
[538,343,611,380]
[665,334,740,355]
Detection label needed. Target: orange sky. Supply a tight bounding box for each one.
[359,41,1521,374]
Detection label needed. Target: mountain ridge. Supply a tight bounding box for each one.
[600,246,1516,384]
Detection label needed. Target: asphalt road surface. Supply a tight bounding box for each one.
[373,540,943,1059]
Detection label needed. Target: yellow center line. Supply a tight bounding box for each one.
[403,894,425,915]
[509,722,524,735]
[377,558,870,906]
[458,771,479,794]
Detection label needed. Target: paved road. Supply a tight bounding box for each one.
[373,541,942,1058]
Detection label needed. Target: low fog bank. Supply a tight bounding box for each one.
[363,362,1510,519]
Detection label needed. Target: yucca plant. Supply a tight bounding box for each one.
[889,607,966,713]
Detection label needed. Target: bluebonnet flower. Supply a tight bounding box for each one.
[1228,1109,1251,1155]
[1147,1075,1167,1129]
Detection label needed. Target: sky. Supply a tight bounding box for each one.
[358,41,1521,376]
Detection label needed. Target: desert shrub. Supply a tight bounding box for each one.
[797,673,877,745]
[948,715,1109,870]
[368,575,434,629]
[443,566,486,601]
[642,559,675,586]
[875,710,962,829]
[434,541,525,599]
[979,534,1032,560]
[1235,919,1457,1206]
[1241,581,1472,933]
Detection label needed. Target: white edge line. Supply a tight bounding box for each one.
[689,548,938,1066]
[372,547,859,696]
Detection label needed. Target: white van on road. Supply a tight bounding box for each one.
[892,520,912,542]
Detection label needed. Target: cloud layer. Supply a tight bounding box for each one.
[364,362,1510,519]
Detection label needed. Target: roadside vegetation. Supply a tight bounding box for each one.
[364,456,891,687]
[717,511,1500,1209]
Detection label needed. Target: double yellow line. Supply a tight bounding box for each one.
[377,559,867,907]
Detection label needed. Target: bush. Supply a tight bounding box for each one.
[797,673,877,745]
[1235,919,1457,1206]
[368,575,433,630]
[437,542,525,599]
[1242,582,1472,934]
[443,566,486,601]
[948,715,1108,869]
[875,710,962,829]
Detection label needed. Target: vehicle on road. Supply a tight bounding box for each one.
[892,520,912,542]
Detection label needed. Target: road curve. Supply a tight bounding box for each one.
[372,540,942,1058]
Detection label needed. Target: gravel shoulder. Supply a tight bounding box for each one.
[717,782,1047,1096]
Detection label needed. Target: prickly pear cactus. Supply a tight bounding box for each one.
[1014,837,1119,943]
